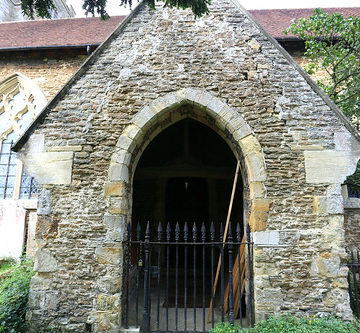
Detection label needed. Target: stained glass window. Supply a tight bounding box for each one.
[0,74,47,200]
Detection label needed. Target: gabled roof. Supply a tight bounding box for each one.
[251,7,360,39]
[12,2,360,151]
[0,16,125,50]
[1,8,360,51]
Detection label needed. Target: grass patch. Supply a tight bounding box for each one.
[210,316,360,333]
[0,258,34,333]
[0,258,17,276]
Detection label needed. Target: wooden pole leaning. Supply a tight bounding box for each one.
[207,159,240,323]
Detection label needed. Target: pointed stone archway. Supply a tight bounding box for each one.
[99,88,269,329]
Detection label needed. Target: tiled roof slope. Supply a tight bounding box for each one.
[0,8,360,50]
[0,16,125,49]
[250,7,360,39]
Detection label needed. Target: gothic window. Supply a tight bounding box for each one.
[0,73,47,199]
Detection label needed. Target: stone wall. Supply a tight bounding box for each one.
[14,1,360,331]
[0,54,86,99]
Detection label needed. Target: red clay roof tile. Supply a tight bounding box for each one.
[0,7,359,50]
[250,7,360,39]
[0,16,125,49]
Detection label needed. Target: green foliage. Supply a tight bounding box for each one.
[284,9,360,188]
[284,9,360,122]
[0,259,34,333]
[21,0,211,20]
[0,258,17,275]
[209,322,240,333]
[244,315,360,333]
[21,0,55,19]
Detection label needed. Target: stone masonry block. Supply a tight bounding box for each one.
[192,91,213,110]
[95,247,122,265]
[104,182,127,197]
[206,96,226,118]
[245,152,267,182]
[183,87,200,105]
[239,135,262,157]
[34,249,58,272]
[123,124,142,141]
[314,196,344,215]
[253,231,280,247]
[24,152,73,185]
[229,116,252,139]
[132,106,156,128]
[249,181,267,199]
[109,197,128,215]
[304,150,359,184]
[114,149,131,166]
[217,105,235,124]
[109,163,129,183]
[116,134,133,151]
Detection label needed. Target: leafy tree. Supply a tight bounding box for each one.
[21,0,211,20]
[285,9,360,188]
[284,8,360,125]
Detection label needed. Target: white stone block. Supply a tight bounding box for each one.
[24,152,73,185]
[304,150,359,184]
[253,231,279,246]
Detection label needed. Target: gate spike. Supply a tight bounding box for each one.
[210,221,215,241]
[157,222,163,241]
[145,221,150,240]
[236,222,241,242]
[184,222,189,241]
[228,221,233,242]
[175,222,180,241]
[201,222,206,242]
[166,222,171,241]
[246,223,251,243]
[136,222,141,241]
[192,222,197,241]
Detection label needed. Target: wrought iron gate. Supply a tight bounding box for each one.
[123,221,254,333]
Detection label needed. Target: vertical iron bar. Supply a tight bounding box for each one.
[3,141,13,199]
[184,222,189,333]
[210,222,215,328]
[227,222,234,324]
[166,222,171,332]
[246,224,254,327]
[136,223,141,327]
[201,222,206,332]
[351,250,360,318]
[142,222,151,333]
[220,222,225,322]
[175,222,180,332]
[28,176,33,199]
[236,223,243,327]
[157,223,162,332]
[193,222,197,332]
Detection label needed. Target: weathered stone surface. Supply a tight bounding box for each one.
[95,247,122,265]
[21,0,359,330]
[310,253,341,278]
[37,189,52,215]
[104,182,127,197]
[253,231,279,246]
[34,249,58,272]
[23,151,73,185]
[304,150,358,184]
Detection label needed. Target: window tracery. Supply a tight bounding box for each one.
[0,73,47,199]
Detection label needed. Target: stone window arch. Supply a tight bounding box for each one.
[0,73,47,199]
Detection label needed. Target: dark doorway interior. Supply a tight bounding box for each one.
[166,177,209,224]
[130,117,246,328]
